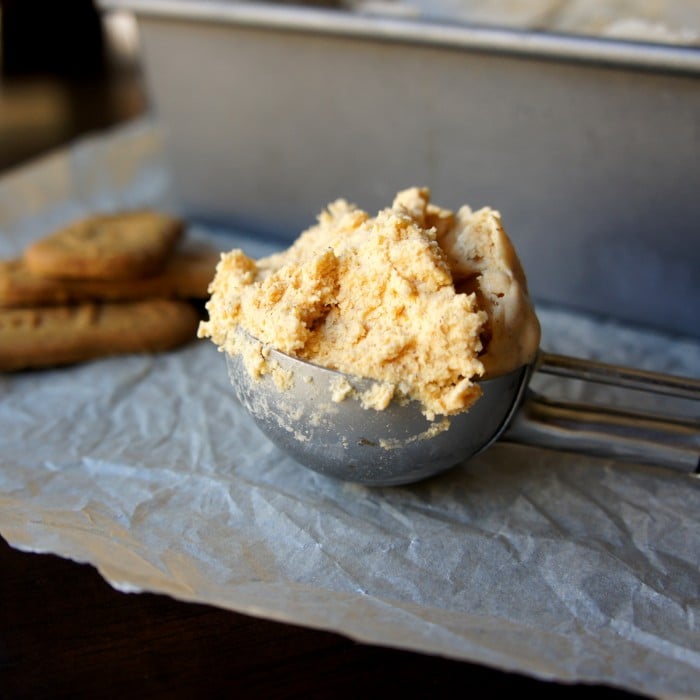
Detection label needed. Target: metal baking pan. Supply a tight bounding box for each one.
[99,1,700,338]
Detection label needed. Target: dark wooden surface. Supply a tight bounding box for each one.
[1,535,645,699]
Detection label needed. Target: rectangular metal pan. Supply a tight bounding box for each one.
[100,1,700,337]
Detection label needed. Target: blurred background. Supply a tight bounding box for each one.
[2,0,697,174]
[2,0,698,175]
[0,0,147,173]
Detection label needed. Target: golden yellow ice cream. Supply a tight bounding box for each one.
[199,188,540,419]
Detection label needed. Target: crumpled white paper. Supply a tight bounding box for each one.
[1,119,699,699]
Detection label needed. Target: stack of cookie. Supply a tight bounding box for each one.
[0,210,221,371]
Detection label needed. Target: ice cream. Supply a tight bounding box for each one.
[199,188,540,419]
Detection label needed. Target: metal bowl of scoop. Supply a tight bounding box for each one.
[226,341,531,486]
[225,329,700,486]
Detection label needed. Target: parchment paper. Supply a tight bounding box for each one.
[1,119,699,699]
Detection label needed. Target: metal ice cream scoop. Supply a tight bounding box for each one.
[226,330,700,486]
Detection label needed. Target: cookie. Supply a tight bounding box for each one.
[0,299,200,372]
[23,210,184,280]
[0,247,220,308]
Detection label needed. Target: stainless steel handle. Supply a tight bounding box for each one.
[535,352,700,400]
[501,352,700,474]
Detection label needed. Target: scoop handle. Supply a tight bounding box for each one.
[501,352,700,475]
[534,352,700,400]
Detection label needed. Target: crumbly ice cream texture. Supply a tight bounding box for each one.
[198,188,540,418]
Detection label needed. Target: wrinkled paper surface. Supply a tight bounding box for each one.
[1,120,699,699]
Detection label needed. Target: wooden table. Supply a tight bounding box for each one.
[1,535,643,698]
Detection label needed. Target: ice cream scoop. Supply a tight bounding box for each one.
[226,329,700,486]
